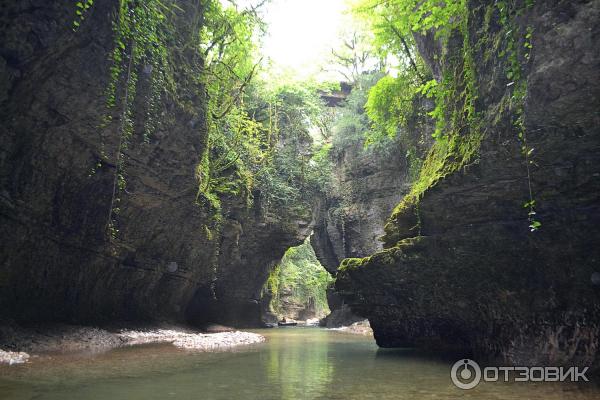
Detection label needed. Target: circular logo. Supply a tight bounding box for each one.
[451,359,482,390]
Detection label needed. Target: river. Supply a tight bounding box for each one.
[0,327,597,399]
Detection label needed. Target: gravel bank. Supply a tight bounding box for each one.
[0,349,29,365]
[118,329,265,350]
[0,323,265,365]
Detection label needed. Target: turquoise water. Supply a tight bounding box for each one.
[0,327,597,399]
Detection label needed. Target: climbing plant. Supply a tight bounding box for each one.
[104,0,179,237]
[195,0,265,212]
[78,0,274,237]
[353,0,540,234]
[72,0,94,30]
[75,0,184,237]
[496,0,540,231]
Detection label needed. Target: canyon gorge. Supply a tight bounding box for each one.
[1,0,599,392]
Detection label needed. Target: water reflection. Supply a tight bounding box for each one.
[0,328,597,400]
[265,328,334,399]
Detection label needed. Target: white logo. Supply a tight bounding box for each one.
[450,359,590,389]
[451,359,482,390]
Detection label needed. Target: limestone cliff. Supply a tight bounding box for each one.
[310,138,415,327]
[336,0,600,367]
[311,92,433,327]
[0,0,308,327]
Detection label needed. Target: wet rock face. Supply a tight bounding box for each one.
[309,140,413,326]
[0,0,140,322]
[337,0,600,367]
[311,144,410,272]
[310,102,432,326]
[0,1,307,327]
[319,289,363,328]
[187,212,311,328]
[310,93,433,273]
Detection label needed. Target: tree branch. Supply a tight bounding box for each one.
[384,17,425,82]
[212,57,263,120]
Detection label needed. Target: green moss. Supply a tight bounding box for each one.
[405,127,482,203]
[339,237,426,272]
[382,0,537,245]
[203,224,215,241]
[338,256,371,272]
[383,0,538,246]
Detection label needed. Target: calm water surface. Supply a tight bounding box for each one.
[0,327,598,399]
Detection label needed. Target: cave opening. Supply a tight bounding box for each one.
[261,234,333,326]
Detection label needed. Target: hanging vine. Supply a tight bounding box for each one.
[72,0,94,31]
[100,0,180,237]
[497,0,540,231]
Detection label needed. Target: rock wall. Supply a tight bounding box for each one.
[311,144,410,271]
[187,209,311,328]
[310,141,413,327]
[311,100,432,327]
[0,0,307,327]
[336,0,600,367]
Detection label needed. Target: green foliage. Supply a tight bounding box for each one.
[97,0,183,236]
[352,0,462,81]
[266,238,334,317]
[353,0,462,41]
[365,72,420,143]
[307,143,333,194]
[198,65,335,220]
[361,0,481,202]
[250,81,331,212]
[72,0,94,30]
[497,0,540,231]
[331,73,383,154]
[352,0,488,243]
[370,0,540,241]
[193,1,264,210]
[345,0,437,179]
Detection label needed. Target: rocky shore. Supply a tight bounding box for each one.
[118,329,265,350]
[330,320,373,336]
[0,323,265,365]
[0,350,29,365]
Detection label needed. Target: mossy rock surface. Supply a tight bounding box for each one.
[335,0,600,368]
